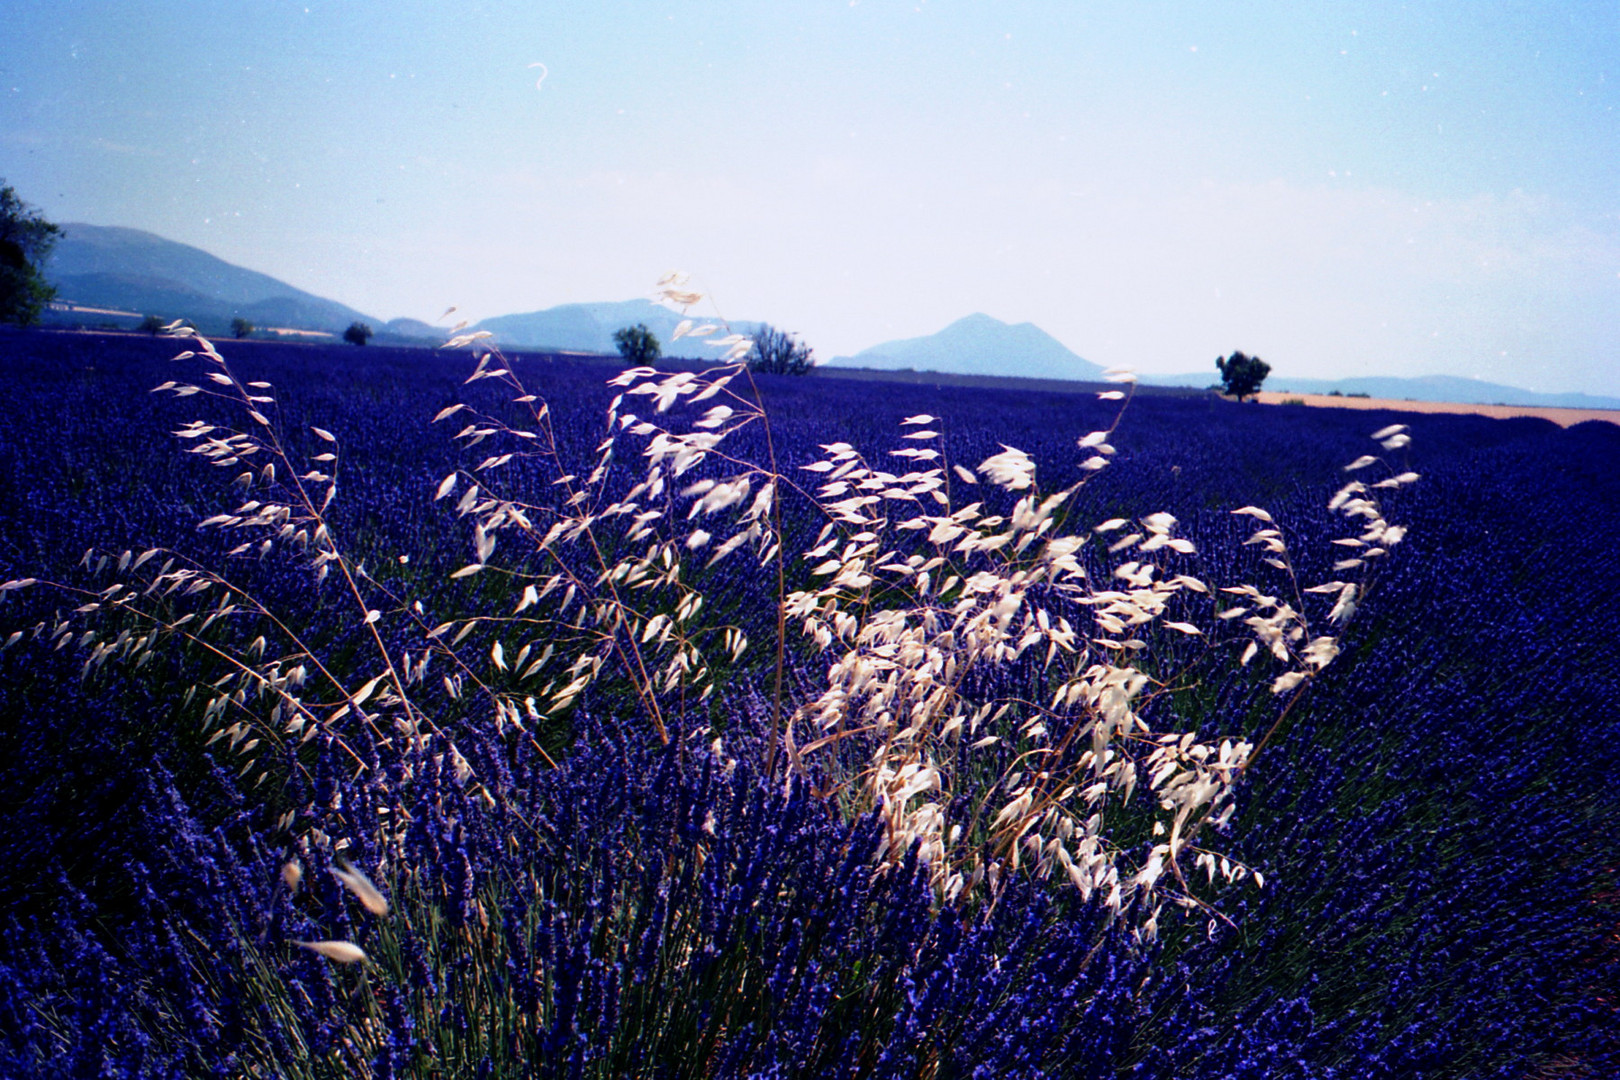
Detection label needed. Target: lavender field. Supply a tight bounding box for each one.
[0,327,1617,1078]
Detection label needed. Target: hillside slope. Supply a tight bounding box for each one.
[827,313,1104,381]
[44,224,380,334]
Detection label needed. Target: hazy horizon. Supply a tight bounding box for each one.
[3,3,1615,395]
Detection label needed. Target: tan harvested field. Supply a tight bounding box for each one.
[1254,390,1620,428]
[263,326,335,339]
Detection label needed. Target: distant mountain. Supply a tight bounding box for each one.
[473,299,762,361]
[43,224,380,335]
[827,314,1104,382]
[1139,371,1620,411]
[43,226,1608,412]
[381,317,445,341]
[38,224,764,356]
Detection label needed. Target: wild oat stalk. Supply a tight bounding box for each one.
[774,406,1416,933]
[4,291,1415,946]
[1,321,554,846]
[412,277,1418,936]
[423,282,775,746]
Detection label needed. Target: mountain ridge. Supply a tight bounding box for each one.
[472,300,764,361]
[827,313,1105,382]
[45,224,380,334]
[42,225,760,358]
[34,224,1612,410]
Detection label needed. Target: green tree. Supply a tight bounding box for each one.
[1216,350,1271,402]
[613,323,661,365]
[0,181,63,326]
[231,317,255,339]
[343,321,373,346]
[139,314,166,335]
[747,324,814,375]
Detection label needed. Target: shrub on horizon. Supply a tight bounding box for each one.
[343,320,373,346]
[613,322,661,365]
[746,322,814,375]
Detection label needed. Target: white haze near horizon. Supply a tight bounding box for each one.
[1,2,1616,396]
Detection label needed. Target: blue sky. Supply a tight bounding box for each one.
[2,1,1616,393]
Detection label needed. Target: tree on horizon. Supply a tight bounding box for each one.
[1216,350,1271,402]
[613,323,661,365]
[0,181,63,326]
[748,324,814,375]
